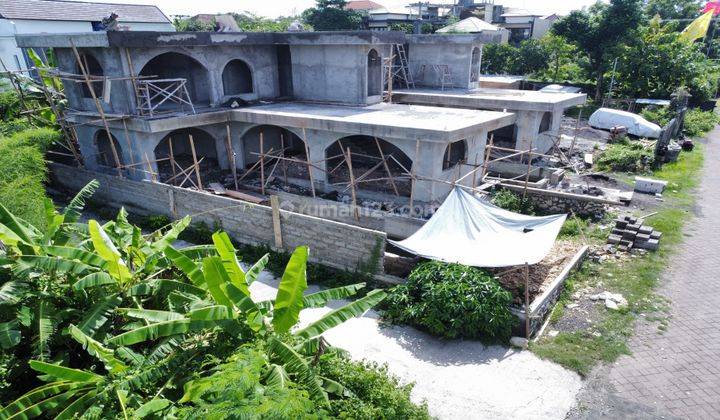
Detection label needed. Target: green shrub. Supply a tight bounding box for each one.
[6,127,62,152]
[595,139,654,172]
[0,118,31,136]
[317,356,430,420]
[682,108,720,138]
[384,261,515,340]
[0,138,48,227]
[491,188,535,215]
[0,90,20,120]
[640,106,672,127]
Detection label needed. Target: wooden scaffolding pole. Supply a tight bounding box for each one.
[168,136,177,181]
[70,40,123,178]
[409,139,420,217]
[524,263,531,339]
[225,123,239,190]
[302,128,316,197]
[345,147,360,221]
[0,58,33,125]
[259,130,266,195]
[188,134,203,190]
[568,107,583,157]
[280,133,289,186]
[522,149,533,199]
[144,152,157,182]
[481,133,494,181]
[374,137,399,196]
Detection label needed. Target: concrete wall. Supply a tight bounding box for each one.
[49,163,387,272]
[408,42,480,89]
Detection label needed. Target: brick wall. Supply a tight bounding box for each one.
[49,163,386,272]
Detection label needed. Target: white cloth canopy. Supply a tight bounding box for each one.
[390,187,567,268]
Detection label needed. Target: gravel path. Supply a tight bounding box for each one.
[250,274,582,419]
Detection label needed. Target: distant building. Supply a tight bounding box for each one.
[0,0,173,72]
[436,16,508,41]
[346,0,385,11]
[499,9,558,44]
[367,6,420,31]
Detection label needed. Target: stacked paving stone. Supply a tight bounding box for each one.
[607,215,661,252]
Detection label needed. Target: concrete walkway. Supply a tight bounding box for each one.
[249,275,582,420]
[576,127,720,419]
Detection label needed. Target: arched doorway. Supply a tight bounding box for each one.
[325,136,413,197]
[367,49,382,97]
[154,128,218,185]
[94,130,123,168]
[222,59,253,95]
[470,47,481,83]
[78,53,104,98]
[539,112,553,133]
[241,125,309,182]
[139,52,211,105]
[443,139,467,170]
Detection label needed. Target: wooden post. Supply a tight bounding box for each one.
[280,133,289,187]
[409,139,420,217]
[471,152,480,189]
[70,40,123,178]
[144,152,156,182]
[225,123,238,190]
[302,128,316,197]
[386,46,394,103]
[481,133,494,181]
[270,195,283,248]
[188,134,203,190]
[568,107,583,157]
[259,130,266,195]
[345,147,360,221]
[0,58,33,125]
[523,149,532,199]
[524,263,531,339]
[374,137,399,196]
[168,136,177,181]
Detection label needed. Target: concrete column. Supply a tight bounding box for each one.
[411,142,446,203]
[514,110,543,152]
[304,129,333,191]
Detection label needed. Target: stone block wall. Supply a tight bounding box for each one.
[49,163,386,272]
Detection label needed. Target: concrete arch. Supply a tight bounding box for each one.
[240,125,310,180]
[367,48,382,97]
[93,129,123,168]
[78,53,104,98]
[139,51,212,105]
[221,58,254,95]
[153,127,219,184]
[539,111,553,133]
[443,139,467,170]
[325,135,413,197]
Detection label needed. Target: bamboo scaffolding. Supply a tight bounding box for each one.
[144,152,157,182]
[523,149,533,199]
[168,136,177,180]
[345,147,360,221]
[302,127,316,197]
[188,134,203,189]
[226,123,239,190]
[280,133,289,186]
[524,262,531,339]
[409,139,420,217]
[69,40,123,178]
[259,130,266,195]
[375,137,399,196]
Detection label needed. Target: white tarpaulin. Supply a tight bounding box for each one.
[390,187,567,267]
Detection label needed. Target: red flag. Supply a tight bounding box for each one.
[703,1,720,15]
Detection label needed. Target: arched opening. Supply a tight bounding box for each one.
[94,130,123,168]
[539,111,553,133]
[367,49,382,97]
[241,125,309,181]
[222,59,253,95]
[139,52,211,105]
[325,136,413,197]
[489,124,518,149]
[154,128,219,185]
[78,53,104,98]
[470,47,481,83]
[443,139,467,170]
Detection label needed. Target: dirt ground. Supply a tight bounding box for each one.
[249,270,583,420]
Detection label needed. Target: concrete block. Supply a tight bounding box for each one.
[638,226,653,235]
[607,234,622,244]
[634,176,668,194]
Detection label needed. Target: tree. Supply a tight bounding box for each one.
[390,23,414,34]
[302,0,363,31]
[614,17,720,103]
[552,0,646,99]
[173,16,215,32]
[537,35,585,82]
[645,0,702,22]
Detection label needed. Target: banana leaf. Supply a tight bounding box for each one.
[294,289,386,340]
[272,246,309,334]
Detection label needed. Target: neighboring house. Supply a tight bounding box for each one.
[436,16,508,42]
[0,0,173,72]
[367,6,420,31]
[194,14,242,32]
[345,0,385,11]
[497,9,558,44]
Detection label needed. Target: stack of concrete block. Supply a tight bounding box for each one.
[607,215,661,251]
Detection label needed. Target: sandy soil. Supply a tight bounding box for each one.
[249,271,583,420]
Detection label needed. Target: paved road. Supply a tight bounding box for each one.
[573,127,720,419]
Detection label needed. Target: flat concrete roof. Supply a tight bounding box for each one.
[70,102,516,142]
[407,33,501,44]
[392,88,587,112]
[16,30,407,48]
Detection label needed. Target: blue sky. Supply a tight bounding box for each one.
[88,0,603,18]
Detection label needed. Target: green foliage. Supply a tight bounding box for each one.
[173,16,216,31]
[640,106,672,126]
[384,261,514,340]
[390,23,414,34]
[0,133,49,228]
[491,189,536,215]
[481,39,549,76]
[645,0,702,22]
[596,138,655,172]
[614,18,720,104]
[0,118,30,136]
[682,108,720,137]
[0,89,21,120]
[302,0,363,31]
[318,356,431,419]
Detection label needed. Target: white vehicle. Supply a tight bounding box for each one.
[588,108,662,138]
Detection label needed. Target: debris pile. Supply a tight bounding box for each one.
[607,215,661,252]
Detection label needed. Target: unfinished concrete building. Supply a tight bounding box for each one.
[17,31,522,203]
